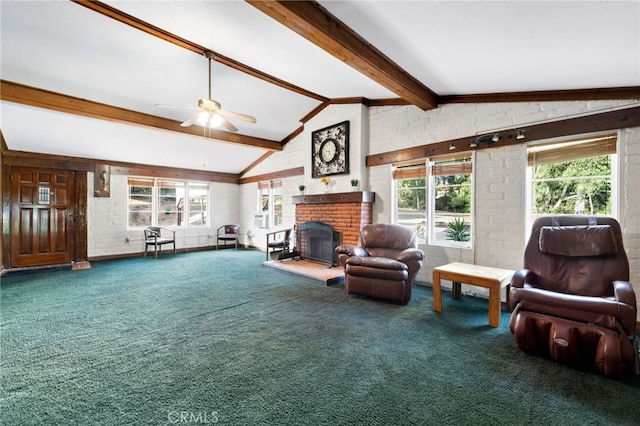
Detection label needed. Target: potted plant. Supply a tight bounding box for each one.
[298,184,306,194]
[350,179,359,191]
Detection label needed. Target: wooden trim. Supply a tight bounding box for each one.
[330,97,371,106]
[239,151,274,177]
[0,130,8,152]
[3,150,240,184]
[1,80,283,151]
[71,0,328,103]
[366,105,640,167]
[239,167,304,185]
[369,98,412,107]
[300,102,331,124]
[247,0,437,110]
[74,170,88,264]
[281,126,305,145]
[292,191,375,205]
[439,87,640,104]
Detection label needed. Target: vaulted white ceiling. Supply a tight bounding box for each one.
[1,1,638,175]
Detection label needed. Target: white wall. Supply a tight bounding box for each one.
[87,175,240,257]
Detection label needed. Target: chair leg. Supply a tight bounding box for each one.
[155,243,158,259]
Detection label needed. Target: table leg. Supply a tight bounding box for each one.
[452,281,462,299]
[488,282,500,327]
[432,270,442,313]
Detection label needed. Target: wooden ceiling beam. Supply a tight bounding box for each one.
[247,0,438,111]
[0,80,283,151]
[440,86,640,104]
[71,0,328,103]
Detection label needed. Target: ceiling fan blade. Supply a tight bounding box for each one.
[216,108,257,123]
[180,112,201,127]
[221,118,238,132]
[155,103,200,111]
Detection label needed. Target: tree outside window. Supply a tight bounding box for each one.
[528,134,616,223]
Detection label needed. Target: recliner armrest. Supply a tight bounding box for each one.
[614,280,637,335]
[396,248,424,263]
[346,256,407,271]
[511,268,535,288]
[335,244,368,257]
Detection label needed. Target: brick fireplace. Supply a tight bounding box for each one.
[292,191,375,248]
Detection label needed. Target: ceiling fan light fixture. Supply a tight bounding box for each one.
[196,111,210,126]
[207,113,224,128]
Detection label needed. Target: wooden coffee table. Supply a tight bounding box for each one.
[432,262,514,327]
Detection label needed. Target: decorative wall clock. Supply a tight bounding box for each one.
[311,120,349,178]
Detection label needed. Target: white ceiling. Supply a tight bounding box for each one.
[1,1,638,175]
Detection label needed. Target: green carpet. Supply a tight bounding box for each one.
[1,249,639,425]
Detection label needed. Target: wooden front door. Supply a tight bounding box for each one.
[11,167,76,267]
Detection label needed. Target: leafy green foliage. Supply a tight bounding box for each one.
[445,217,470,242]
[532,155,611,215]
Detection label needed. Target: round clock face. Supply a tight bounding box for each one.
[320,139,338,163]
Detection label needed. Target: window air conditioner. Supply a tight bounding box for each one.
[254,214,268,228]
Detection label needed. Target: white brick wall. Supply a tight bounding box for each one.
[86,99,640,320]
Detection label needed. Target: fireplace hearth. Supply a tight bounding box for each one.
[297,221,341,266]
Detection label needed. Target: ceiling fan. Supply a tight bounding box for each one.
[157,51,256,132]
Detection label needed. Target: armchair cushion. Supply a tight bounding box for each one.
[539,225,617,257]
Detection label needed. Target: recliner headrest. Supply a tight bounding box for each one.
[539,225,617,257]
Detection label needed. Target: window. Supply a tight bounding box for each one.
[128,178,153,228]
[393,161,427,239]
[157,179,185,227]
[527,133,617,224]
[257,180,282,228]
[127,178,209,229]
[429,154,473,247]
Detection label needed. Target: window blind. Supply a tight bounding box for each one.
[527,134,617,166]
[392,160,426,180]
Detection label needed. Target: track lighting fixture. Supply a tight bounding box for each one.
[449,142,456,150]
[516,129,526,140]
[492,133,500,143]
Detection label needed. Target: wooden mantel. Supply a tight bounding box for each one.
[292,191,375,205]
[292,191,375,245]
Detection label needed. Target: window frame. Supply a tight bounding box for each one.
[257,180,282,229]
[427,153,474,249]
[127,177,209,230]
[525,132,618,234]
[392,160,428,241]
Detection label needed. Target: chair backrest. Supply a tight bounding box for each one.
[224,225,239,235]
[144,227,161,239]
[524,215,629,297]
[358,223,418,259]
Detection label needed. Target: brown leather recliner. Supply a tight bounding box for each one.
[335,224,424,304]
[509,215,638,377]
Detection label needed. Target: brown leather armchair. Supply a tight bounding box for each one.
[335,223,424,304]
[509,215,638,377]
